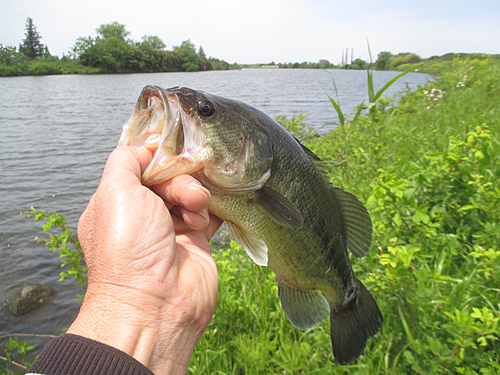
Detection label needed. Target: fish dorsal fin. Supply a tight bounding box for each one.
[294,138,331,180]
[277,277,330,330]
[227,221,268,266]
[251,186,304,229]
[294,137,321,161]
[331,187,372,258]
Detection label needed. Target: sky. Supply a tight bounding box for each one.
[1,0,499,64]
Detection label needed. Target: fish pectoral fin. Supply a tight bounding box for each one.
[252,186,304,229]
[277,278,330,330]
[331,187,372,258]
[228,222,268,266]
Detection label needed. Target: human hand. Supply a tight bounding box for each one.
[68,146,222,375]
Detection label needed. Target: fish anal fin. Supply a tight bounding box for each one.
[277,278,330,330]
[331,187,372,258]
[330,280,383,365]
[252,186,304,229]
[227,222,268,266]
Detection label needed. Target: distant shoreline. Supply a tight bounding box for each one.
[2,51,497,78]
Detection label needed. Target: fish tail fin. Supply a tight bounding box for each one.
[330,280,383,365]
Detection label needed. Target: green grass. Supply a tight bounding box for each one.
[189,58,500,374]
[0,59,100,76]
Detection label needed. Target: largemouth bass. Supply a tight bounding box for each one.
[118,85,383,365]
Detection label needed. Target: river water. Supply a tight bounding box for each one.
[0,68,431,355]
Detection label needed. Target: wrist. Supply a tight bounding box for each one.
[68,283,201,375]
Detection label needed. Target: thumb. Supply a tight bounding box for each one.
[100,146,153,189]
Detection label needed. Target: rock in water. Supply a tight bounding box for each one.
[6,284,56,316]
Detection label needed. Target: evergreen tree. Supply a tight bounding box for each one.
[43,46,52,59]
[198,45,211,71]
[20,17,45,59]
[198,46,206,59]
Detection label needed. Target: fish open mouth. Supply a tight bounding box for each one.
[118,85,207,186]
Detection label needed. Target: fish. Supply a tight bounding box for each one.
[118,85,383,365]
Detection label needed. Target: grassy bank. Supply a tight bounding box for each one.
[0,59,100,76]
[189,58,500,373]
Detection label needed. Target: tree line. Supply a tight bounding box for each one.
[69,21,238,73]
[246,52,423,71]
[0,18,239,76]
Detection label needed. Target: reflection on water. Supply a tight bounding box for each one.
[0,69,431,350]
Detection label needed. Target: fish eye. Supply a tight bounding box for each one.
[198,99,216,118]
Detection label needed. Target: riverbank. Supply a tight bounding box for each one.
[0,59,99,76]
[0,58,241,77]
[3,52,496,77]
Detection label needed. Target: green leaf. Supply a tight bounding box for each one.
[374,69,412,102]
[326,94,345,126]
[398,304,414,343]
[394,212,402,227]
[367,69,375,103]
[346,102,364,137]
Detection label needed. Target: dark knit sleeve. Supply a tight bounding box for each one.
[26,333,154,375]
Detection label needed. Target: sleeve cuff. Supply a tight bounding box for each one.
[27,333,154,375]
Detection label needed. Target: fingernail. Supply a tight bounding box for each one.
[198,208,210,223]
[182,207,210,230]
[189,181,210,196]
